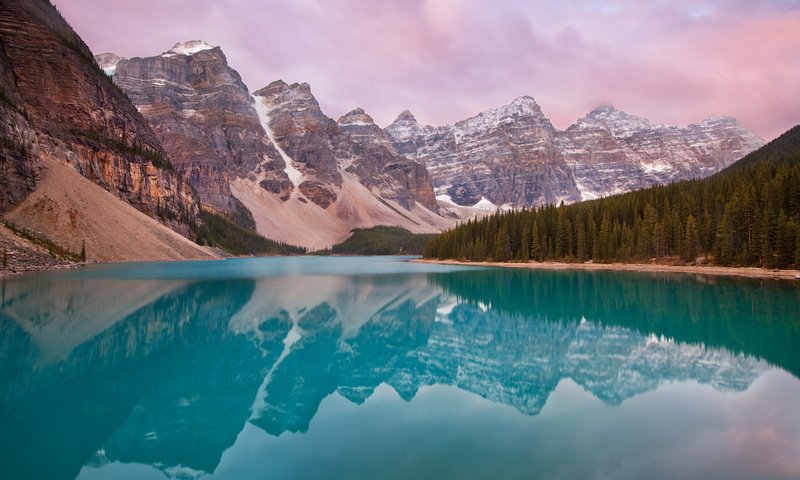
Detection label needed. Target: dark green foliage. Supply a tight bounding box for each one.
[194,210,305,256]
[424,125,800,269]
[79,241,86,262]
[329,226,434,255]
[1,219,82,262]
[228,198,258,232]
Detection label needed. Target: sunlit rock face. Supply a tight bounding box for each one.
[386,97,580,208]
[557,106,766,200]
[110,48,439,216]
[112,43,290,214]
[0,0,200,230]
[385,101,765,207]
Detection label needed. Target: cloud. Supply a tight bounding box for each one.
[54,0,800,139]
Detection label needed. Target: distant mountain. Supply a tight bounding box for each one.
[424,124,800,268]
[0,0,213,262]
[385,98,765,208]
[559,106,765,200]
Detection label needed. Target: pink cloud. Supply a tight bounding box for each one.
[53,0,799,139]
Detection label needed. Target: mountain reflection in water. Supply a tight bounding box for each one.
[0,257,798,480]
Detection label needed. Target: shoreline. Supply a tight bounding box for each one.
[0,261,88,280]
[4,256,800,282]
[414,258,800,281]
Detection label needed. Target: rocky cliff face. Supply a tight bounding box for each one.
[386,100,765,208]
[252,80,344,208]
[337,107,437,210]
[558,106,766,200]
[0,0,200,235]
[253,81,437,211]
[112,41,290,215]
[386,97,582,208]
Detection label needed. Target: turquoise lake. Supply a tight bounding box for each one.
[1,256,799,479]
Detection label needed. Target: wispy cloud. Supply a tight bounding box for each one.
[55,0,800,139]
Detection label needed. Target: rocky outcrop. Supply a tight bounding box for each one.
[113,42,290,215]
[386,99,765,208]
[0,0,200,234]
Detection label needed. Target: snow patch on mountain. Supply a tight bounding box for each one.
[94,53,125,77]
[251,94,303,189]
[163,40,215,57]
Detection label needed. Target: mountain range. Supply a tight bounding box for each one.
[98,40,765,249]
[0,0,765,258]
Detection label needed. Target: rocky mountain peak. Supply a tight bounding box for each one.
[337,108,375,127]
[577,105,653,135]
[165,40,216,56]
[509,95,542,111]
[394,110,418,123]
[698,115,741,127]
[254,81,317,108]
[453,95,553,136]
[254,79,288,97]
[94,52,125,76]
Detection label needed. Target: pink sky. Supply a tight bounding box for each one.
[55,0,800,139]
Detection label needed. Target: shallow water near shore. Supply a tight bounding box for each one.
[1,256,799,479]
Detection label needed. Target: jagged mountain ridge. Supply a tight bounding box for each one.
[108,44,448,248]
[385,98,765,207]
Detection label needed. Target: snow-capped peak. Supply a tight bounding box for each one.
[165,40,215,57]
[337,108,375,127]
[699,115,738,125]
[578,105,653,136]
[453,95,549,136]
[509,95,541,110]
[94,52,125,76]
[393,110,418,124]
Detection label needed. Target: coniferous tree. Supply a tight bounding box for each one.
[530,221,541,261]
[683,215,699,263]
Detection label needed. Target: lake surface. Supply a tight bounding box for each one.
[1,256,799,480]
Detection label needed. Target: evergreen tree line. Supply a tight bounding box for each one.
[324,226,433,255]
[195,210,306,256]
[424,125,800,269]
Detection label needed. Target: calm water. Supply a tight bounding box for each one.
[1,256,799,480]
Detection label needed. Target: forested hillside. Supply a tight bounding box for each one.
[322,226,432,255]
[424,125,800,269]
